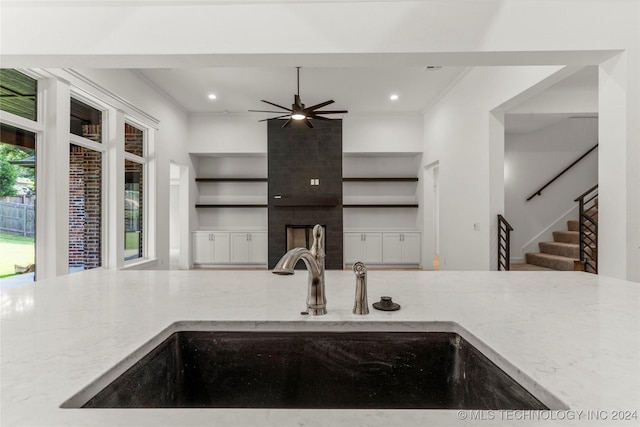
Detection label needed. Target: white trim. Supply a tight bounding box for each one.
[123,152,145,163]
[0,111,43,133]
[122,119,155,266]
[120,258,158,270]
[62,69,160,128]
[69,134,105,152]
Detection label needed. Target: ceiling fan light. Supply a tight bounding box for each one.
[292,113,306,120]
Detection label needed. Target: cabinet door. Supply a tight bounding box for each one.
[382,233,403,264]
[401,233,421,264]
[249,232,268,264]
[211,232,230,263]
[230,233,250,263]
[362,233,383,264]
[193,232,213,264]
[343,233,363,264]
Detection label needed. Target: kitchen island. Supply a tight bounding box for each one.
[1,269,638,426]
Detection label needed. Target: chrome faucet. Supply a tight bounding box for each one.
[352,261,369,315]
[272,224,327,315]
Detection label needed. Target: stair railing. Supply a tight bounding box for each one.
[574,185,598,273]
[526,144,598,202]
[497,214,514,271]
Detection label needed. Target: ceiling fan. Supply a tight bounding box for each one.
[249,67,348,128]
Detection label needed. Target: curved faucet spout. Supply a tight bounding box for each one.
[273,247,321,277]
[272,225,327,315]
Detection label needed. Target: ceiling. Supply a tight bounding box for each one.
[137,66,468,115]
[136,64,598,135]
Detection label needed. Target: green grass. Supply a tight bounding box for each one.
[0,232,34,278]
[125,231,140,250]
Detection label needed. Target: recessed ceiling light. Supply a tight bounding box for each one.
[208,93,217,100]
[390,94,399,101]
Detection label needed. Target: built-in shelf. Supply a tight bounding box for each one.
[195,178,268,182]
[343,204,419,208]
[196,204,268,208]
[343,177,418,182]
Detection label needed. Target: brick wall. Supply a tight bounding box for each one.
[69,144,102,269]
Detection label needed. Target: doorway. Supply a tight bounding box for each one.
[423,162,440,270]
[169,161,189,270]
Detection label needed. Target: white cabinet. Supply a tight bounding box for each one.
[193,232,230,265]
[344,232,383,264]
[230,232,267,264]
[193,231,266,267]
[383,232,421,264]
[345,231,421,266]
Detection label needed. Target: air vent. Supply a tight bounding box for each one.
[425,66,443,71]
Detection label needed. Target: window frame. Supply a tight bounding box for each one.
[122,118,154,266]
[68,90,109,272]
[0,69,43,281]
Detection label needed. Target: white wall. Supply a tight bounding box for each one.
[421,66,563,271]
[505,118,599,262]
[343,114,423,153]
[189,114,267,154]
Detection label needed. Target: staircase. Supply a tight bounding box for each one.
[514,220,581,271]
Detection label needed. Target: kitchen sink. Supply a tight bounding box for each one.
[66,322,557,410]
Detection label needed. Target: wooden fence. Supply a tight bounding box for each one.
[0,201,35,237]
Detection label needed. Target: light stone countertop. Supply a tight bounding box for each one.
[1,269,638,426]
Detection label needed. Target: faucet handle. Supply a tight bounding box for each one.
[353,261,367,276]
[310,224,325,258]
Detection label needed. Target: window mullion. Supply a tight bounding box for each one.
[69,134,105,152]
[123,152,145,163]
[0,111,43,133]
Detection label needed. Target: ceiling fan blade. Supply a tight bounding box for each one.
[249,109,293,114]
[258,114,291,122]
[261,100,291,111]
[309,115,336,121]
[310,110,349,115]
[305,100,334,111]
[281,118,292,128]
[303,118,314,128]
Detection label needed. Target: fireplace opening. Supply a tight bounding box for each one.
[286,225,326,252]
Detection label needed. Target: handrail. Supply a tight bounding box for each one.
[526,144,598,202]
[497,214,513,271]
[575,185,598,274]
[574,184,598,202]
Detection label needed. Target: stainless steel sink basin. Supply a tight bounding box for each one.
[65,322,561,410]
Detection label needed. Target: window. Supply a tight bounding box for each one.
[69,144,102,271]
[70,98,102,143]
[0,69,39,286]
[69,96,105,273]
[124,124,145,262]
[0,69,37,121]
[0,124,36,284]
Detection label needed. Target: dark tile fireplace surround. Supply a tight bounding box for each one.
[267,120,343,269]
